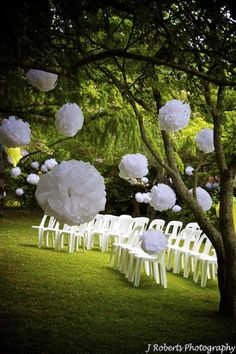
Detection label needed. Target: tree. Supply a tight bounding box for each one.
[0,0,235,317]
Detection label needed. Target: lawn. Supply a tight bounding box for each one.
[0,211,235,354]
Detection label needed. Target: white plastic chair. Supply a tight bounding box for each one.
[99,215,119,252]
[185,222,200,230]
[183,233,208,278]
[193,239,217,287]
[172,229,202,274]
[133,249,167,288]
[164,220,183,246]
[166,228,191,271]
[31,214,48,244]
[37,216,58,248]
[86,214,105,250]
[103,215,134,253]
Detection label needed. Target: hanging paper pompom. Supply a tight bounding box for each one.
[44,158,58,170]
[27,173,40,185]
[26,69,58,92]
[140,229,167,255]
[55,103,84,137]
[0,116,31,147]
[205,182,212,189]
[135,192,144,203]
[189,187,212,211]
[31,161,39,169]
[141,177,149,184]
[35,160,106,225]
[195,128,214,153]
[143,192,152,203]
[150,183,176,211]
[21,149,29,157]
[11,167,21,177]
[5,147,22,167]
[119,153,148,180]
[16,188,24,196]
[158,99,191,132]
[41,165,48,173]
[185,166,194,176]
[172,204,182,212]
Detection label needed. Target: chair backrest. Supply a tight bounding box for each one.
[116,217,135,235]
[201,236,214,256]
[103,215,118,233]
[171,228,193,249]
[191,233,207,253]
[132,217,149,234]
[39,214,48,227]
[92,214,105,231]
[185,222,200,231]
[128,225,144,247]
[164,220,183,239]
[148,219,165,231]
[45,216,57,228]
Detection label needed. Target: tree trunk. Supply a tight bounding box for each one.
[218,254,236,317]
[0,146,5,214]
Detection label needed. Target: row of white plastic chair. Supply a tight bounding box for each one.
[166,227,218,287]
[32,214,218,287]
[32,215,86,253]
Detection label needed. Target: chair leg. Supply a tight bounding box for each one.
[201,260,208,287]
[134,258,143,287]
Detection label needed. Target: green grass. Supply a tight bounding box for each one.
[0,212,235,354]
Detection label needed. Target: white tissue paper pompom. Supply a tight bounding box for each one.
[185,166,194,176]
[0,116,31,147]
[55,103,84,137]
[205,182,212,189]
[27,173,40,185]
[143,192,152,203]
[16,188,24,196]
[172,204,182,212]
[212,182,220,190]
[21,149,29,157]
[26,69,58,92]
[140,229,167,255]
[135,192,144,203]
[11,167,21,177]
[150,183,176,211]
[35,160,106,225]
[195,128,214,153]
[119,153,148,180]
[41,165,48,173]
[158,99,191,132]
[44,158,58,170]
[31,161,39,169]
[189,187,212,211]
[141,177,149,184]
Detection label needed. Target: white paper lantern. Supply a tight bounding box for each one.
[172,204,182,212]
[0,116,31,147]
[140,229,167,255]
[44,158,58,170]
[185,166,194,176]
[41,165,48,173]
[189,187,212,211]
[31,161,39,169]
[55,103,84,137]
[26,69,58,92]
[150,183,176,211]
[27,173,40,185]
[16,188,24,196]
[195,128,214,153]
[35,160,106,225]
[158,99,191,132]
[135,192,144,203]
[119,153,148,180]
[11,167,21,177]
